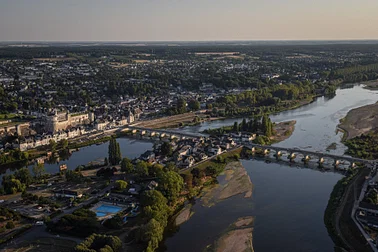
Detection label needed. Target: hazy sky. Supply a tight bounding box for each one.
[1,0,378,41]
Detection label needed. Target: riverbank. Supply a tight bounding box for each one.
[201,161,253,207]
[271,120,296,143]
[207,216,254,252]
[362,80,378,90]
[338,102,378,140]
[324,167,372,252]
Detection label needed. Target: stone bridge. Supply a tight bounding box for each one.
[118,125,376,168]
[245,143,376,167]
[119,125,207,139]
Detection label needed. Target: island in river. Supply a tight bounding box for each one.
[338,102,378,140]
[205,216,254,252]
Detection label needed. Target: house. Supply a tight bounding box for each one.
[199,153,208,161]
[141,150,156,163]
[241,134,256,142]
[184,156,196,167]
[54,189,82,199]
[208,146,222,156]
[147,180,158,190]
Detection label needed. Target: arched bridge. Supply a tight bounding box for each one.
[245,143,376,167]
[118,125,376,168]
[119,125,207,139]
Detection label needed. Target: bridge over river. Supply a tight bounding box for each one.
[245,143,376,167]
[119,125,376,168]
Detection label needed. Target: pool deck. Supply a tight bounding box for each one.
[91,201,128,220]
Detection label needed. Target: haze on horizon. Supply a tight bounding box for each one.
[1,0,378,42]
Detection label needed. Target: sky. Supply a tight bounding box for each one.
[1,0,378,41]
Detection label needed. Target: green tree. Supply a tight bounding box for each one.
[32,163,45,178]
[14,168,33,186]
[233,121,239,132]
[158,171,184,202]
[120,158,134,173]
[135,161,149,177]
[6,221,15,229]
[137,219,164,252]
[61,139,69,149]
[176,97,187,114]
[160,142,172,157]
[188,99,200,111]
[108,138,122,165]
[115,180,128,190]
[49,139,57,152]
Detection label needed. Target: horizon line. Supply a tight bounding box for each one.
[2,38,378,43]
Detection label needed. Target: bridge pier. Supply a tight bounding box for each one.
[334,160,340,167]
[274,150,282,158]
[350,162,356,168]
[263,149,270,155]
[287,152,296,161]
[251,147,256,153]
[318,157,324,164]
[302,155,311,163]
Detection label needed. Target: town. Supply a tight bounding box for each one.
[1,42,378,252]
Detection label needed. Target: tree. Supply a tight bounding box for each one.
[176,97,187,114]
[108,138,122,165]
[61,139,69,149]
[183,173,193,190]
[49,139,57,152]
[188,99,200,111]
[75,234,121,252]
[14,168,33,186]
[2,175,25,194]
[233,121,239,132]
[135,161,149,177]
[115,180,128,190]
[241,118,247,131]
[158,171,184,202]
[32,163,45,178]
[121,158,134,173]
[6,221,15,229]
[137,219,164,252]
[160,142,172,157]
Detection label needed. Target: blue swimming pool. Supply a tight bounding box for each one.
[94,204,123,217]
[96,212,107,217]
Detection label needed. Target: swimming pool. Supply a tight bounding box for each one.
[94,204,123,217]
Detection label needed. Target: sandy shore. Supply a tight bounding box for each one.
[338,102,378,140]
[174,204,193,226]
[212,217,254,252]
[201,161,253,207]
[272,120,296,143]
[362,81,378,90]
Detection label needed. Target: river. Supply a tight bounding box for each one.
[163,84,378,252]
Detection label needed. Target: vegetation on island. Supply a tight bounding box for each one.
[344,132,378,159]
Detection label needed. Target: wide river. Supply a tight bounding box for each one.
[3,84,378,251]
[163,84,378,252]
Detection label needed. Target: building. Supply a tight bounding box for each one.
[54,189,82,199]
[44,110,94,133]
